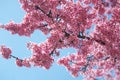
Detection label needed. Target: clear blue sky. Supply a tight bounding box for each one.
[0,0,84,80]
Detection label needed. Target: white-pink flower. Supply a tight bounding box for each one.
[16,59,23,67]
[0,45,12,59]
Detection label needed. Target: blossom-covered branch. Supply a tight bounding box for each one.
[0,0,120,79]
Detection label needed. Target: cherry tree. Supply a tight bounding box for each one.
[0,0,120,79]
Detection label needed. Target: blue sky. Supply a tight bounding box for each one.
[0,0,84,80]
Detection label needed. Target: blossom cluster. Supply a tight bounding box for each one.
[0,45,11,59]
[0,0,120,79]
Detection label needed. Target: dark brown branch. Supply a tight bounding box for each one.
[10,55,23,61]
[35,5,46,14]
[35,5,53,18]
[95,39,106,45]
[64,31,70,38]
[37,24,48,28]
[77,32,90,40]
[77,32,106,45]
[47,10,52,18]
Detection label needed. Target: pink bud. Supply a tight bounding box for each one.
[16,59,23,67]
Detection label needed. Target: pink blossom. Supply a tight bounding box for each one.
[30,53,54,69]
[16,59,23,67]
[0,0,120,79]
[22,59,31,67]
[0,45,12,59]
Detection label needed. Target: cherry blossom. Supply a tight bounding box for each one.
[22,59,31,67]
[0,45,12,59]
[0,0,120,79]
[16,59,23,67]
